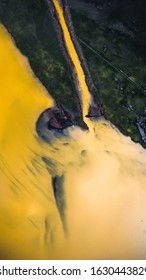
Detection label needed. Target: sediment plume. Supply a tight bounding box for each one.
[0,21,146,260]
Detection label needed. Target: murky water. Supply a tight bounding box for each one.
[0,6,146,260]
[0,25,64,259]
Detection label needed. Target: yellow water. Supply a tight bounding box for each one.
[52,0,92,127]
[0,25,65,259]
[0,21,146,260]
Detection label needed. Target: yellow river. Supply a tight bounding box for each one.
[52,0,92,126]
[0,0,146,259]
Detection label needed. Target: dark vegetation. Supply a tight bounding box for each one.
[72,11,146,146]
[0,0,80,123]
[0,0,146,146]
